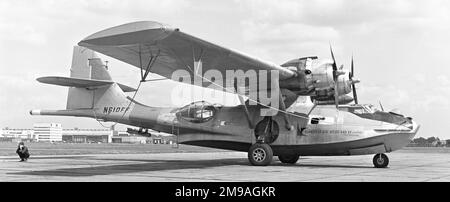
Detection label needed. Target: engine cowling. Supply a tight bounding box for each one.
[279,57,353,99]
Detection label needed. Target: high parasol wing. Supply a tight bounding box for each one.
[78,21,296,95]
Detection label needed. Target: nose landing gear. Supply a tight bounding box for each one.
[373,153,389,168]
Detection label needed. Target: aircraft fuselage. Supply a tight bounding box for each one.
[85,100,419,157]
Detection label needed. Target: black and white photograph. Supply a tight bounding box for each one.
[0,0,449,198]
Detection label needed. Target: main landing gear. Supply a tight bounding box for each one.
[248,116,279,166]
[248,143,273,166]
[373,153,389,168]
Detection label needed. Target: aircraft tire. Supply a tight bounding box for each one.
[373,153,389,168]
[248,143,273,166]
[278,154,300,164]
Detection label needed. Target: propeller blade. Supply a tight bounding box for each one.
[352,83,358,104]
[350,55,359,104]
[330,45,337,72]
[351,55,354,78]
[329,45,339,108]
[379,101,385,111]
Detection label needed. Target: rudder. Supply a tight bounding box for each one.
[66,46,125,110]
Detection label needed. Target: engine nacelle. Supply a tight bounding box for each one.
[280,57,353,98]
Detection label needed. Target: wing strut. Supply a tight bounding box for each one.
[237,94,255,129]
[278,90,293,130]
[307,101,318,116]
[138,45,160,82]
[235,83,255,129]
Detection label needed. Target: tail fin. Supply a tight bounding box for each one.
[36,46,135,110]
[67,46,111,109]
[70,46,112,80]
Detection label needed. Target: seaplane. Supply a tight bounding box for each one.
[30,21,420,167]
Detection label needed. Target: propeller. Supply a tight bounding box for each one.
[330,46,361,107]
[330,45,339,108]
[349,56,359,104]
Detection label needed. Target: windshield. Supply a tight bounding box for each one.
[364,104,380,113]
[351,104,379,114]
[348,104,411,127]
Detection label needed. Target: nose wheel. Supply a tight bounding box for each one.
[373,153,389,168]
[248,143,273,166]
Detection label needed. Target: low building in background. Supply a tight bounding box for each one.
[111,130,176,144]
[62,128,113,143]
[34,123,63,142]
[0,128,34,142]
[112,135,148,144]
[1,124,176,144]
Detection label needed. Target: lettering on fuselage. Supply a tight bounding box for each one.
[303,129,363,136]
[103,106,130,115]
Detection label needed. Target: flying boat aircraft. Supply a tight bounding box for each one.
[30,21,419,167]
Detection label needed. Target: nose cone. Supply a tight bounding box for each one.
[381,120,420,152]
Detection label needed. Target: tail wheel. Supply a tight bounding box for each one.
[278,154,300,164]
[373,153,389,168]
[248,143,273,166]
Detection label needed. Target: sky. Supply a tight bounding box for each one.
[1,0,449,139]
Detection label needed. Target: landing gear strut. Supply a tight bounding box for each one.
[248,143,273,166]
[278,154,300,164]
[373,153,389,168]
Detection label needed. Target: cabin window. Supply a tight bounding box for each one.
[177,101,217,123]
[310,117,325,124]
[311,118,319,124]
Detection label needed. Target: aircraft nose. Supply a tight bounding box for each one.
[405,120,420,140]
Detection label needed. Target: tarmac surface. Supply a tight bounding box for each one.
[1,149,450,181]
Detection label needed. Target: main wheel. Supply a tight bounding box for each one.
[278,154,300,164]
[373,153,389,168]
[248,143,273,166]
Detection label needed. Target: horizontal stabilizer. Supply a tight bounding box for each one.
[37,76,136,92]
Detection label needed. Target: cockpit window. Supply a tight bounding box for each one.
[350,105,379,114]
[364,105,379,113]
[353,108,365,114]
[177,101,217,123]
[347,104,410,126]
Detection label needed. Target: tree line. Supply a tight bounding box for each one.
[409,137,450,147]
